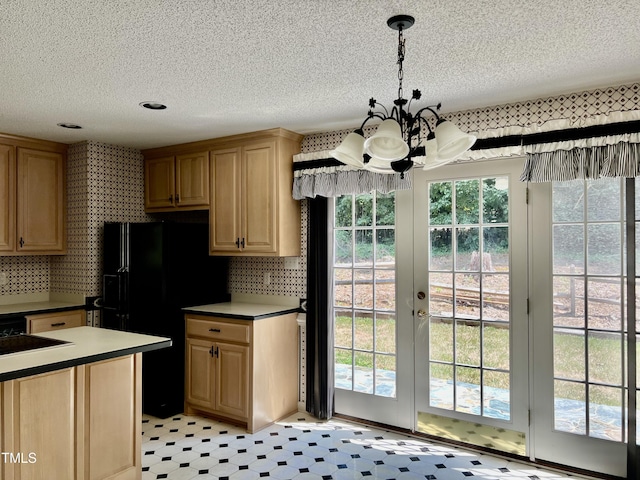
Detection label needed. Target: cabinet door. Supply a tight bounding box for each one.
[242,141,277,253]
[0,144,15,252]
[144,156,175,209]
[185,338,215,409]
[215,342,249,419]
[210,148,242,254]
[3,368,76,479]
[16,148,65,253]
[176,152,209,207]
[79,354,141,480]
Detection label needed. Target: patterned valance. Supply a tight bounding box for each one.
[292,109,640,197]
[292,151,412,200]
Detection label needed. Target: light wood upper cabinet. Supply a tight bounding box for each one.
[209,132,302,256]
[210,143,280,254]
[144,151,209,212]
[0,144,16,252]
[0,136,66,256]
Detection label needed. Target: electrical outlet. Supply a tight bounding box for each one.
[263,272,271,286]
[284,257,300,270]
[0,272,7,287]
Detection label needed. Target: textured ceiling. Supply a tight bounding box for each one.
[1,0,639,150]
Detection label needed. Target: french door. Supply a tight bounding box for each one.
[413,158,530,449]
[330,159,634,478]
[529,178,630,477]
[329,189,414,427]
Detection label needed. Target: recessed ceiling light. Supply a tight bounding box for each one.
[139,102,167,110]
[57,123,82,129]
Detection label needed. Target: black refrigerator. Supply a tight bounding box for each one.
[102,221,229,418]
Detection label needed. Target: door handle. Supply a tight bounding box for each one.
[417,309,427,319]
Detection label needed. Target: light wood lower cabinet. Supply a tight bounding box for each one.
[0,353,142,480]
[185,313,298,432]
[2,368,76,480]
[26,309,86,334]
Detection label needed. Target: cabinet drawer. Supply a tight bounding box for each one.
[186,317,250,344]
[27,310,85,334]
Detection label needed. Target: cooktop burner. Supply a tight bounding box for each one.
[0,334,71,356]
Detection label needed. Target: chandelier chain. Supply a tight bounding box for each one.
[397,25,405,102]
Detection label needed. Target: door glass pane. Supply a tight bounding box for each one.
[430,272,453,317]
[455,321,480,366]
[430,318,453,362]
[588,385,623,441]
[484,370,510,419]
[430,227,452,270]
[483,323,509,370]
[553,224,584,274]
[455,180,479,224]
[332,192,397,398]
[427,176,512,421]
[555,380,586,434]
[551,177,627,442]
[553,276,585,328]
[430,363,453,409]
[334,269,352,307]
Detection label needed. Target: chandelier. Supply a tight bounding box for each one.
[330,15,476,176]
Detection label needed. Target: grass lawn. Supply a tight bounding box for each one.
[334,315,623,406]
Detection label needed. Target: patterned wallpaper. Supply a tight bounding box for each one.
[1,82,639,301]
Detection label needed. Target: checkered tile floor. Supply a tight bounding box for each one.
[141,412,588,480]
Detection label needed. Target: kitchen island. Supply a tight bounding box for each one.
[0,326,170,480]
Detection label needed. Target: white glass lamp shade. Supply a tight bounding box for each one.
[422,134,454,170]
[434,120,477,161]
[363,119,410,161]
[363,157,395,174]
[330,132,366,168]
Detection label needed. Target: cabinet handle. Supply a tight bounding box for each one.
[209,328,221,333]
[169,194,173,202]
[19,237,24,248]
[213,347,219,358]
[51,322,66,327]
[176,193,180,203]
[241,238,245,248]
[235,238,240,248]
[209,346,214,357]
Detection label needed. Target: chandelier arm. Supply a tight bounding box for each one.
[414,105,442,123]
[370,101,390,118]
[358,114,386,132]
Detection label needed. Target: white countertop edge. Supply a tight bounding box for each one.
[0,300,85,316]
[0,326,171,381]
